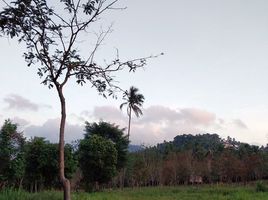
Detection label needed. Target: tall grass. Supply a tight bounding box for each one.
[0,184,267,200]
[0,189,62,200]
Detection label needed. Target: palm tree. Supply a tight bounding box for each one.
[120,86,145,140]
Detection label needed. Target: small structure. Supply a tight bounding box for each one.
[189,175,203,184]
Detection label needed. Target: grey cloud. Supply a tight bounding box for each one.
[0,116,30,130]
[70,113,86,123]
[12,117,30,126]
[92,106,126,122]
[24,118,83,142]
[233,119,248,129]
[4,94,52,111]
[81,110,91,117]
[40,104,53,109]
[4,94,38,111]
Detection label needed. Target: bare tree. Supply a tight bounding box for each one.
[0,0,157,199]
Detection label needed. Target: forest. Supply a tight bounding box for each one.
[1,119,268,192]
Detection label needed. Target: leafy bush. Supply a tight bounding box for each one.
[256,181,267,192]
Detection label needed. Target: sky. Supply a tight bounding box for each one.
[0,0,268,146]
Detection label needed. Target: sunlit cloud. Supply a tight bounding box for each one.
[180,108,216,126]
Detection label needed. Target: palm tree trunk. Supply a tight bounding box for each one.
[127,108,132,141]
[57,86,71,200]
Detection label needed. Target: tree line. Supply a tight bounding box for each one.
[119,134,268,187]
[1,119,268,192]
[0,119,128,192]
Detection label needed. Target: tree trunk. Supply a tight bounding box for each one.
[19,178,23,190]
[127,108,132,141]
[57,86,71,200]
[34,181,37,193]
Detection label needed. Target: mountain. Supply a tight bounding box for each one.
[128,144,144,152]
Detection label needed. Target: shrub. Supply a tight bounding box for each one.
[256,181,267,192]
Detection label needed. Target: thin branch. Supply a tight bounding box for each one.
[98,0,119,15]
[52,11,71,28]
[85,24,113,66]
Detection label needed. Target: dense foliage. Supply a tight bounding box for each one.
[0,120,268,192]
[79,121,129,191]
[117,134,268,187]
[79,135,117,191]
[84,121,129,170]
[23,138,77,192]
[0,121,77,192]
[0,120,25,188]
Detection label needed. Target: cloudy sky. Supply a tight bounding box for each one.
[1,0,268,146]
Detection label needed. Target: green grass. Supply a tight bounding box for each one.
[1,184,268,200]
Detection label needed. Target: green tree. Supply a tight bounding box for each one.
[262,149,268,179]
[0,1,153,199]
[64,144,78,180]
[24,137,53,192]
[84,121,129,170]
[24,137,77,192]
[0,119,25,189]
[78,134,117,191]
[120,86,145,140]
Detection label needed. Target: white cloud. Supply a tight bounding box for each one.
[81,106,127,128]
[24,118,83,142]
[88,105,219,145]
[16,105,265,146]
[218,118,225,125]
[21,105,217,144]
[141,106,182,123]
[140,106,216,126]
[130,119,202,145]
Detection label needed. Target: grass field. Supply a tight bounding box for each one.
[0,184,268,200]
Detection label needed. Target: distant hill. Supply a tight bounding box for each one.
[130,133,268,154]
[128,144,144,152]
[151,133,268,157]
